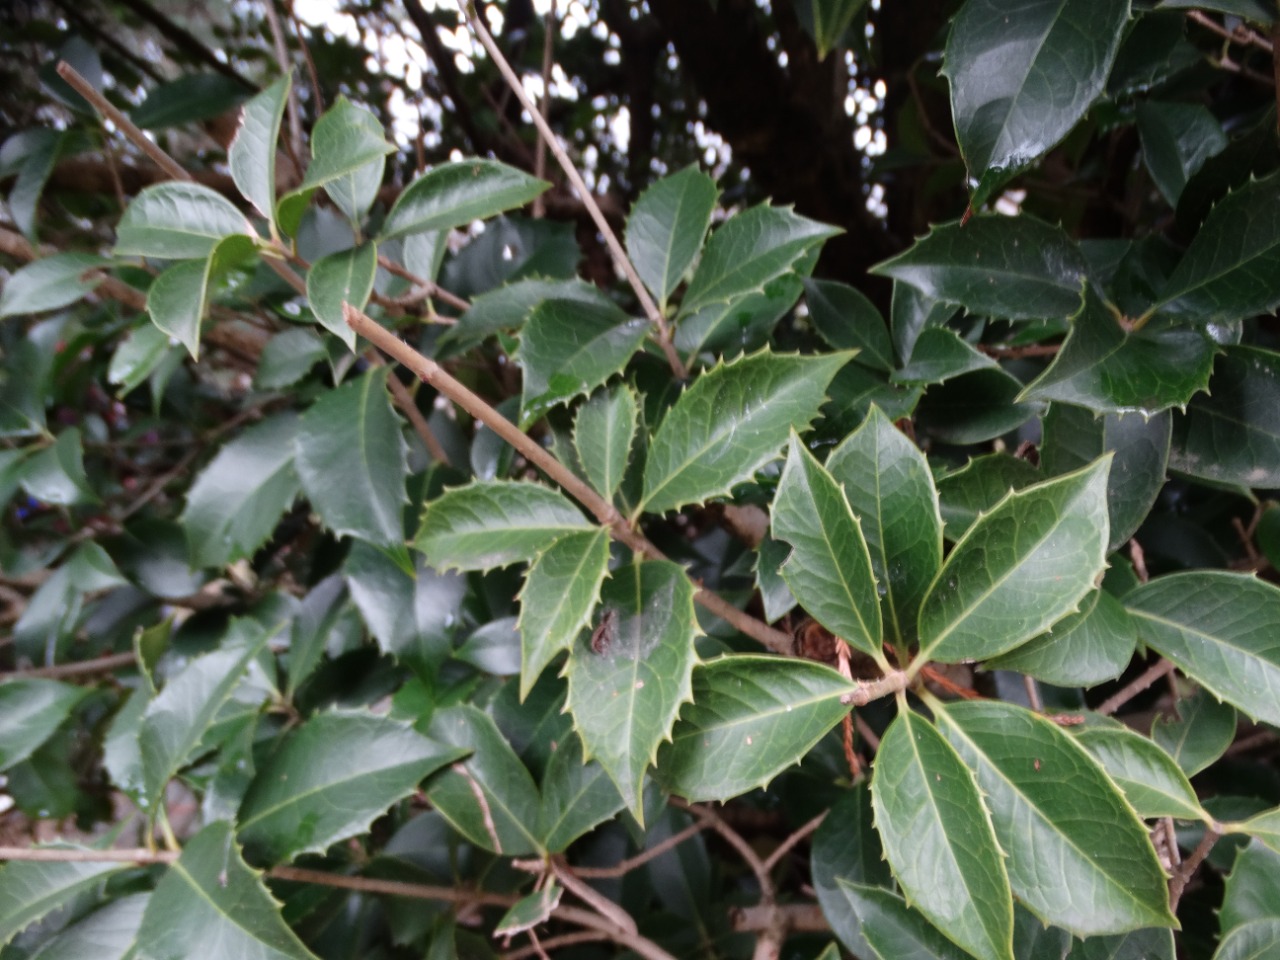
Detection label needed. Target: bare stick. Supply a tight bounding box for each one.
[550,855,638,936]
[456,1,688,380]
[262,0,306,172]
[377,254,472,313]
[1168,827,1220,911]
[532,2,556,218]
[761,810,826,874]
[572,819,709,878]
[0,651,138,681]
[1097,659,1175,716]
[670,799,773,902]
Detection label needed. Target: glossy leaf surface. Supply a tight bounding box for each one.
[1150,686,1237,777]
[114,181,253,259]
[987,589,1136,686]
[381,159,548,240]
[626,165,718,304]
[1075,725,1205,821]
[0,253,107,318]
[306,241,377,350]
[573,384,638,501]
[538,733,625,852]
[0,679,89,770]
[803,277,895,372]
[229,74,290,224]
[0,853,124,947]
[835,882,972,960]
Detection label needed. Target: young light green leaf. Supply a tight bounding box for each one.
[834,881,974,960]
[871,709,1014,960]
[935,701,1175,936]
[181,413,300,569]
[296,367,408,550]
[802,277,895,371]
[229,74,291,224]
[518,297,649,425]
[943,0,1129,204]
[1041,403,1172,551]
[19,427,96,506]
[139,619,273,805]
[574,384,638,501]
[0,252,107,318]
[0,679,88,770]
[137,821,319,959]
[1150,686,1236,777]
[306,241,377,350]
[1021,287,1215,415]
[146,233,257,359]
[986,589,1136,686]
[1158,171,1280,321]
[381,159,549,241]
[1138,101,1228,207]
[425,704,543,856]
[0,852,125,947]
[918,457,1111,663]
[871,216,1087,321]
[1127,572,1280,727]
[518,529,610,699]
[658,655,854,803]
[238,710,465,864]
[538,732,625,852]
[625,165,719,305]
[680,204,840,317]
[23,893,148,960]
[566,560,698,815]
[113,181,253,260]
[1169,346,1280,488]
[1074,725,1206,822]
[416,480,591,571]
[827,406,943,648]
[641,349,851,516]
[772,433,883,659]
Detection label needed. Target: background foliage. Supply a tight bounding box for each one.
[2,0,1280,958]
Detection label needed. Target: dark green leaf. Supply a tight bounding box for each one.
[755,534,797,623]
[1041,403,1171,551]
[626,165,719,305]
[381,160,549,241]
[674,273,805,359]
[1212,920,1280,960]
[1074,725,1205,821]
[936,701,1175,936]
[918,458,1111,663]
[871,709,1013,960]
[986,589,1136,686]
[344,544,465,667]
[1138,101,1228,207]
[137,821,318,959]
[834,882,973,960]
[1158,0,1276,24]
[114,181,253,260]
[415,480,591,571]
[296,367,408,550]
[803,277,894,372]
[109,322,177,396]
[255,328,326,390]
[1257,504,1280,572]
[306,241,377,350]
[517,529,610,698]
[658,655,854,802]
[0,253,107,318]
[0,852,124,947]
[641,349,851,516]
[1066,927,1176,960]
[19,428,96,506]
[1150,685,1237,777]
[1021,287,1216,415]
[146,233,258,360]
[518,297,649,425]
[1158,171,1280,321]
[0,679,88,770]
[872,216,1087,321]
[567,560,697,814]
[574,384,638,501]
[680,205,840,317]
[1220,841,1280,933]
[811,0,869,57]
[103,687,148,799]
[441,278,613,354]
[917,368,1039,444]
[24,893,148,960]
[943,0,1129,199]
[238,710,465,864]
[937,453,1042,540]
[538,733,625,852]
[1169,346,1280,488]
[3,128,62,239]
[1127,572,1280,727]
[772,433,883,659]
[181,413,301,569]
[425,705,543,855]
[811,786,890,958]
[893,326,997,385]
[131,73,248,130]
[229,74,291,224]
[494,882,562,938]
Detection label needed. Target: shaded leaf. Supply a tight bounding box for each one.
[574,384,638,501]
[811,786,890,959]
[803,277,894,372]
[626,165,718,305]
[893,326,997,385]
[108,322,176,396]
[1212,920,1280,960]
[1075,725,1206,821]
[0,253,107,318]
[1151,685,1237,777]
[19,428,97,506]
[658,655,854,803]
[538,733,625,852]
[1220,841,1280,933]
[238,710,465,864]
[131,73,248,130]
[255,328,326,390]
[25,893,148,960]
[567,560,698,814]
[0,679,88,771]
[871,709,1013,960]
[641,349,850,516]
[1067,927,1176,960]
[494,882,562,938]
[229,74,291,223]
[306,241,377,350]
[114,181,253,260]
[1127,572,1280,727]
[937,453,1042,540]
[344,544,465,668]
[416,480,591,571]
[0,852,124,947]
[936,701,1175,936]
[772,433,882,658]
[181,413,301,569]
[441,277,613,354]
[146,233,257,360]
[986,589,1136,686]
[834,881,973,960]
[810,0,869,57]
[1138,101,1228,207]
[918,458,1111,663]
[381,160,549,241]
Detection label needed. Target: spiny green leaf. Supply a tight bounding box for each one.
[566,560,698,816]
[574,384,638,501]
[538,732,625,852]
[803,277,894,371]
[871,709,1013,960]
[986,589,1136,686]
[1212,919,1280,960]
[114,181,253,260]
[0,852,125,947]
[1150,686,1236,777]
[834,881,973,960]
[893,326,997,385]
[937,453,1042,541]
[641,349,851,516]
[658,655,854,803]
[381,159,549,241]
[1074,725,1206,822]
[415,480,591,572]
[626,165,719,305]
[21,893,148,960]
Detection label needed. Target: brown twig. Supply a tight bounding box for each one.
[760,811,826,875]
[1168,827,1220,912]
[262,0,306,175]
[377,254,471,313]
[1096,659,1175,717]
[572,819,709,878]
[670,799,773,901]
[550,855,638,936]
[503,932,609,959]
[532,2,556,218]
[977,342,1061,359]
[456,1,688,380]
[0,651,138,681]
[1187,10,1274,53]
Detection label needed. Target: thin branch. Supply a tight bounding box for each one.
[1168,827,1220,912]
[0,651,137,680]
[760,811,825,875]
[1187,10,1274,54]
[670,799,773,902]
[1096,659,1175,717]
[386,370,451,465]
[573,819,708,878]
[733,903,828,934]
[456,1,688,380]
[283,0,325,119]
[262,0,306,173]
[532,2,556,218]
[503,932,609,959]
[977,342,1061,359]
[550,855,638,936]
[453,762,503,853]
[377,254,472,313]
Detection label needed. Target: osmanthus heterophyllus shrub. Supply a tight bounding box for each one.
[3,1,1280,958]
